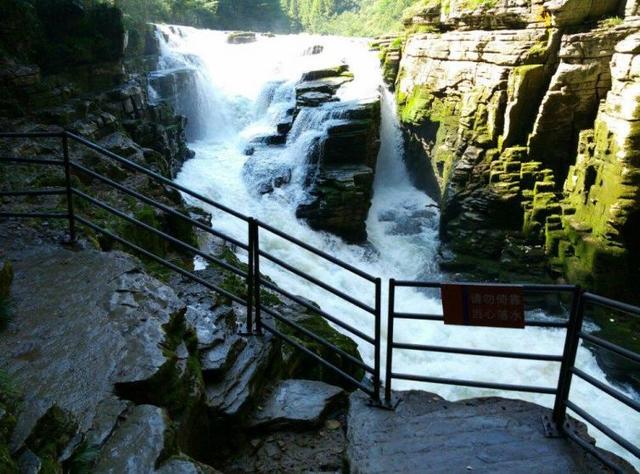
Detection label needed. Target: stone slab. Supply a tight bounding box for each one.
[347,391,631,474]
[249,379,345,431]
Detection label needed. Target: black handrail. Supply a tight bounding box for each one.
[258,248,375,313]
[257,218,378,282]
[72,188,246,278]
[386,279,640,471]
[3,131,639,467]
[70,161,249,250]
[0,130,383,402]
[65,131,251,222]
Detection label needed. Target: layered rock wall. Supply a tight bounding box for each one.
[549,32,640,298]
[382,0,640,294]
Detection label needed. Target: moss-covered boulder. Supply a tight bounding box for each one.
[24,405,79,471]
[227,31,257,44]
[275,308,365,391]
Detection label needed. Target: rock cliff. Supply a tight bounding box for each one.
[377,0,640,299]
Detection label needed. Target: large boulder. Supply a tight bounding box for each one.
[296,165,376,243]
[296,99,381,242]
[0,246,203,471]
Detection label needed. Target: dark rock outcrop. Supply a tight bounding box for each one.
[296,99,381,243]
[241,62,381,243]
[248,379,345,431]
[227,31,257,44]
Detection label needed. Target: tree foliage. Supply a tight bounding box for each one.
[107,0,425,36]
[0,0,433,47]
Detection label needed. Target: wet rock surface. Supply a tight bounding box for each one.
[0,245,186,470]
[204,335,278,418]
[0,246,178,440]
[223,416,347,473]
[248,379,345,431]
[347,391,634,474]
[157,458,222,473]
[93,405,169,473]
[295,98,381,243]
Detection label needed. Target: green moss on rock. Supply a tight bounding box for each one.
[276,310,365,391]
[25,405,78,472]
[0,370,19,472]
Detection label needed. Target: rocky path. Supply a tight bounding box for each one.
[348,391,634,474]
[0,239,634,473]
[0,238,350,472]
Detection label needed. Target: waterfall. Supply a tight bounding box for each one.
[152,24,639,467]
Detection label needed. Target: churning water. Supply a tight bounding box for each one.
[153,25,639,467]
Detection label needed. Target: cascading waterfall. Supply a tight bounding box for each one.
[153,24,639,467]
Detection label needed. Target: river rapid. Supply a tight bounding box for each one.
[151,25,639,467]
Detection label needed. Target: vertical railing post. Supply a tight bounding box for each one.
[553,286,585,429]
[62,132,76,243]
[246,218,255,334]
[372,277,382,403]
[252,219,262,336]
[385,278,396,406]
[253,219,262,336]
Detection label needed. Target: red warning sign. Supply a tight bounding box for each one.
[441,284,525,329]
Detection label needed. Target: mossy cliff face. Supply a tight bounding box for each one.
[392,24,560,274]
[384,0,640,293]
[548,32,640,300]
[1,7,197,269]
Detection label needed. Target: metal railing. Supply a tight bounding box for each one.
[387,279,640,472]
[561,292,640,472]
[0,130,382,401]
[2,131,639,469]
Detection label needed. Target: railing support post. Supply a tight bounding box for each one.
[553,286,584,429]
[62,132,76,243]
[372,277,382,403]
[385,278,396,406]
[254,220,262,336]
[246,218,255,334]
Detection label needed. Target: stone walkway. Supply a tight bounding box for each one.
[347,391,631,474]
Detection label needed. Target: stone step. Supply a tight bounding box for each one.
[248,379,345,432]
[347,391,627,474]
[204,335,278,418]
[200,334,247,379]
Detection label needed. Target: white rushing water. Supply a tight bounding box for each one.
[153,25,639,467]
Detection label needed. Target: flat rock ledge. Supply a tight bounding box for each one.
[248,379,345,431]
[347,391,634,474]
